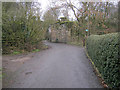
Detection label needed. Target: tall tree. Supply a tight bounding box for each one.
[2,2,45,54]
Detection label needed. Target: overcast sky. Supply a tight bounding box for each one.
[39,0,119,10]
[38,0,119,20]
[38,0,80,20]
[35,0,119,21]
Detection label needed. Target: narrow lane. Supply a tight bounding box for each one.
[3,42,102,88]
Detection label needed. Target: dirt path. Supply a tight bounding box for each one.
[3,42,102,88]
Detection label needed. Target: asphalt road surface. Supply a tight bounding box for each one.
[3,42,102,88]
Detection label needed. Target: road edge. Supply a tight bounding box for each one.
[84,45,108,88]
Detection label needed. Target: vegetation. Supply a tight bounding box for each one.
[2,2,46,54]
[2,1,119,88]
[66,2,118,35]
[43,1,118,45]
[86,33,120,88]
[2,1,118,54]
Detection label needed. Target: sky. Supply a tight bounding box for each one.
[39,0,119,10]
[38,0,79,20]
[38,0,50,12]
[37,0,119,20]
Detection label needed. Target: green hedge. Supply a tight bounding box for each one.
[86,33,120,88]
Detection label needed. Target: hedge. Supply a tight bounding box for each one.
[86,33,120,88]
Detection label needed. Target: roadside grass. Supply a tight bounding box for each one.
[3,44,49,55]
[0,68,2,80]
[32,49,40,52]
[12,51,21,55]
[67,41,83,46]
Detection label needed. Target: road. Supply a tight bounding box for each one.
[3,42,102,88]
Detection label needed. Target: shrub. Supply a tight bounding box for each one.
[2,2,45,54]
[86,33,120,88]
